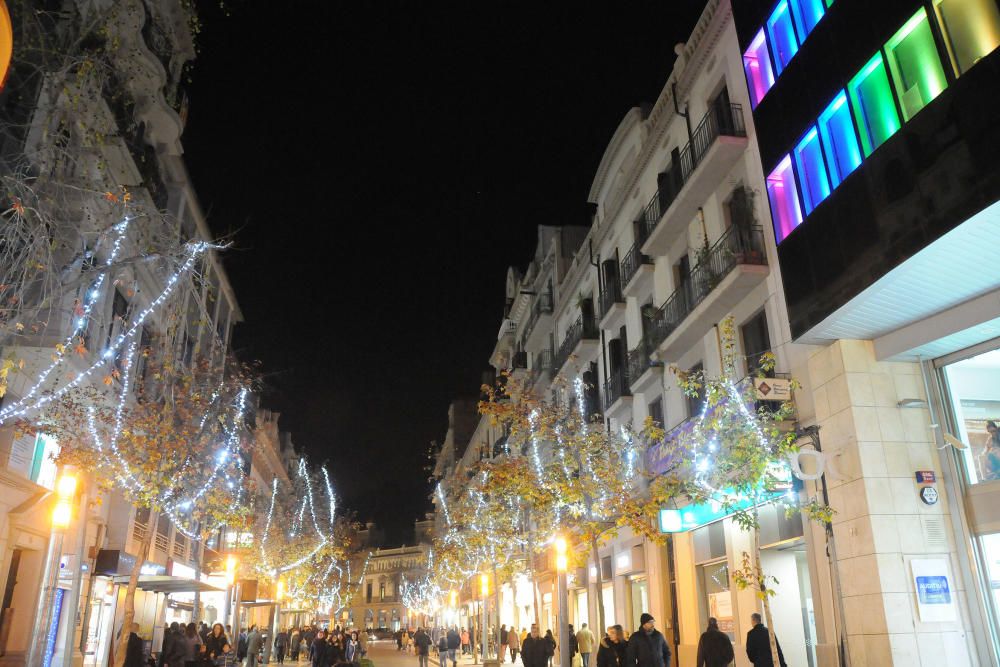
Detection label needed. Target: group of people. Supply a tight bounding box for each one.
[124,621,373,667]
[403,611,786,667]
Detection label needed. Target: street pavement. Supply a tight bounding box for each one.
[364,640,523,667]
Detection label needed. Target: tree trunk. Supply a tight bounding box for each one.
[590,537,605,633]
[192,522,202,623]
[113,510,157,667]
[525,509,540,624]
[493,565,501,659]
[753,509,780,667]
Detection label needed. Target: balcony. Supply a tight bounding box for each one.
[627,339,663,395]
[621,242,654,299]
[511,350,529,380]
[532,348,554,395]
[603,367,632,424]
[648,225,768,362]
[553,314,600,380]
[524,291,554,353]
[490,318,518,367]
[599,279,626,332]
[640,103,748,257]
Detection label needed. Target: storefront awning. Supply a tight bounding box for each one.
[112,575,225,594]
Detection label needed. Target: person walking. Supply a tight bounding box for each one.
[508,624,521,665]
[567,625,578,664]
[543,630,556,667]
[521,625,548,667]
[695,618,733,667]
[205,624,229,662]
[358,628,369,659]
[596,626,625,667]
[745,614,786,667]
[311,630,332,667]
[624,614,671,667]
[124,623,146,667]
[415,627,433,667]
[446,627,461,667]
[182,623,202,667]
[245,626,263,667]
[290,629,301,662]
[576,624,595,667]
[500,625,509,663]
[274,628,289,665]
[461,629,470,655]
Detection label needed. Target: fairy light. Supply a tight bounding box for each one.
[437,482,452,527]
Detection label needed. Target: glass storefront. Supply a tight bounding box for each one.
[575,590,589,629]
[601,584,615,628]
[628,578,648,633]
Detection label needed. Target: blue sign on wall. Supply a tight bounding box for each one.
[916,576,952,605]
[42,587,65,667]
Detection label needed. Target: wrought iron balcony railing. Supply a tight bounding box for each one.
[524,290,554,343]
[599,275,624,320]
[553,314,599,377]
[627,338,662,386]
[620,242,653,290]
[603,366,631,409]
[648,225,767,348]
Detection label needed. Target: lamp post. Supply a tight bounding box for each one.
[480,574,489,663]
[555,537,569,667]
[26,470,78,667]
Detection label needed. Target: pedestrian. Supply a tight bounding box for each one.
[311,630,332,667]
[576,624,595,667]
[358,628,369,659]
[745,613,786,667]
[500,625,509,663]
[182,623,202,667]
[415,627,433,667]
[226,627,234,646]
[290,629,301,662]
[446,627,460,667]
[508,623,520,665]
[461,628,470,655]
[275,628,289,665]
[520,625,548,667]
[543,630,556,667]
[596,626,625,667]
[245,626,263,667]
[624,614,671,667]
[237,629,248,664]
[125,623,146,667]
[205,624,228,662]
[568,625,578,663]
[695,618,733,667]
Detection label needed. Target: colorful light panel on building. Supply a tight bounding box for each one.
[767,0,800,75]
[793,126,831,215]
[817,90,862,187]
[767,155,803,243]
[847,53,900,157]
[744,28,776,108]
[885,9,949,121]
[790,0,825,42]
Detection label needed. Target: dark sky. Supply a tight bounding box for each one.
[184,1,705,543]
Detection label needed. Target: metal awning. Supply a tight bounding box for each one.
[112,575,225,594]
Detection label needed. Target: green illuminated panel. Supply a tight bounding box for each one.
[885,9,949,121]
[847,53,901,156]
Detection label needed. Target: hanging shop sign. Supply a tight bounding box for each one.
[754,377,792,401]
[911,558,956,622]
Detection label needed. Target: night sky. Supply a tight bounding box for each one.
[184,1,705,543]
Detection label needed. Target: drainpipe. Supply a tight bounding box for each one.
[589,239,609,432]
[672,81,692,144]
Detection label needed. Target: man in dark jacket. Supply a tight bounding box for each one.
[446,627,461,667]
[521,625,549,667]
[311,630,332,667]
[124,623,146,667]
[415,628,433,667]
[745,614,786,667]
[695,618,733,667]
[625,614,671,667]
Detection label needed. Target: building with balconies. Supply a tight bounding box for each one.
[0,2,244,665]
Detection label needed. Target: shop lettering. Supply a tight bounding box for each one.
[786,449,843,481]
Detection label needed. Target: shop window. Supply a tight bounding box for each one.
[817,90,862,187]
[885,9,949,121]
[575,590,589,628]
[792,125,831,215]
[790,0,825,42]
[933,0,1000,75]
[767,155,803,243]
[743,28,776,108]
[943,348,1000,484]
[847,53,900,157]
[767,0,800,75]
[629,578,649,632]
[698,560,734,640]
[601,583,615,627]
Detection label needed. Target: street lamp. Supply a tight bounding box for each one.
[27,469,78,667]
[555,536,569,667]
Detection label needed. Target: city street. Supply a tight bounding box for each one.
[363,641,523,667]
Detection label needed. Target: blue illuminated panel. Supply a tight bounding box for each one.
[793,126,831,214]
[790,0,826,41]
[767,1,800,74]
[817,90,862,187]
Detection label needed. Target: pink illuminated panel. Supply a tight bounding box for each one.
[767,155,803,243]
[743,28,776,108]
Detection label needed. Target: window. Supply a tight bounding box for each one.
[648,397,664,428]
[743,29,776,108]
[767,155,803,243]
[933,0,1000,75]
[847,53,900,156]
[792,125,831,215]
[740,310,772,377]
[29,433,59,489]
[884,9,949,121]
[366,583,373,603]
[379,582,385,601]
[817,90,863,187]
[629,578,649,632]
[767,0,799,75]
[686,363,704,419]
[943,348,1000,485]
[790,0,825,42]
